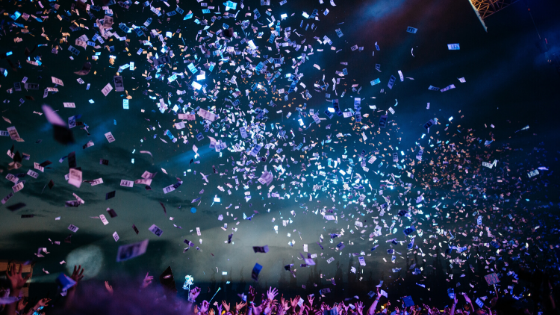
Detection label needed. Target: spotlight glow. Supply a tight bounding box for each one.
[65,245,103,280]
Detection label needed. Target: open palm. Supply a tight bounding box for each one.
[7,264,30,291]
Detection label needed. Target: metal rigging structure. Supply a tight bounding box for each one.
[468,0,519,31]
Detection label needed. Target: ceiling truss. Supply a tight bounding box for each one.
[468,0,519,31]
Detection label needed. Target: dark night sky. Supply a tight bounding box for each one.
[1,0,560,308]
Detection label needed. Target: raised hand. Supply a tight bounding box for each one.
[236,302,246,311]
[280,297,290,311]
[248,286,256,303]
[340,301,349,312]
[104,281,114,294]
[264,301,274,315]
[267,287,279,301]
[64,265,85,308]
[307,295,315,307]
[141,272,153,289]
[217,303,223,314]
[335,303,342,313]
[6,264,31,292]
[200,300,210,313]
[16,299,28,312]
[70,265,85,283]
[252,302,264,315]
[35,298,51,308]
[355,301,364,315]
[222,301,231,312]
[290,296,301,309]
[190,287,202,301]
